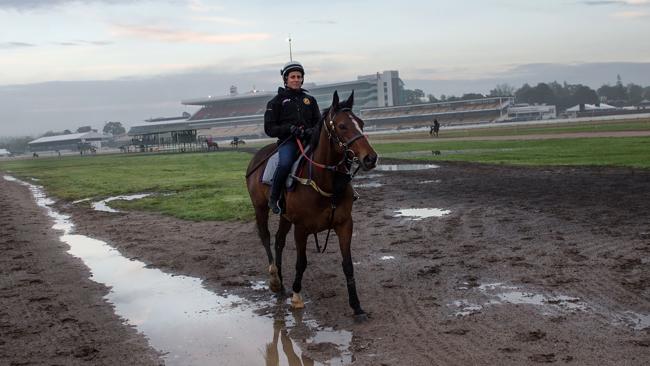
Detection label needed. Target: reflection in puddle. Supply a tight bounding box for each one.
[419,179,441,184]
[375,164,439,171]
[92,193,152,213]
[353,182,383,188]
[394,208,451,220]
[380,256,395,260]
[72,198,91,204]
[4,175,353,365]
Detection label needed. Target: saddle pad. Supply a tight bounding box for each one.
[261,146,310,189]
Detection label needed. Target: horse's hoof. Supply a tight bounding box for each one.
[291,293,305,309]
[353,311,368,323]
[269,277,282,293]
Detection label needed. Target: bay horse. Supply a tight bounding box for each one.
[246,91,378,320]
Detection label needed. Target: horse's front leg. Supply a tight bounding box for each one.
[335,219,367,320]
[271,216,292,294]
[291,226,309,309]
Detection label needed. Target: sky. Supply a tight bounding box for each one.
[1,0,650,137]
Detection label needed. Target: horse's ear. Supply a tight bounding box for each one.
[332,90,339,110]
[344,90,354,108]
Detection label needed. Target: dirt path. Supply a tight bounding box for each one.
[0,177,162,365]
[2,160,650,365]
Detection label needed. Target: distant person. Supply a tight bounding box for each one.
[433,118,440,137]
[264,60,320,214]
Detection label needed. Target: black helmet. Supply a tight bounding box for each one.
[281,61,304,79]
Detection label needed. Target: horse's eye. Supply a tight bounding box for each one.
[338,123,347,130]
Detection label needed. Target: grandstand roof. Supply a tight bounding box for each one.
[128,120,194,135]
[28,132,110,145]
[361,97,512,113]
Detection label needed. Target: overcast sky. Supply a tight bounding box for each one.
[1,0,650,137]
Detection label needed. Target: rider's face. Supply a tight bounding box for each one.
[286,71,303,90]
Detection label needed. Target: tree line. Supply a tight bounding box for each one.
[401,75,650,112]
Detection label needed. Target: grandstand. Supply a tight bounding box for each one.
[127,70,404,143]
[360,97,514,130]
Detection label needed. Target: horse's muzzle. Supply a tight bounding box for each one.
[361,154,378,170]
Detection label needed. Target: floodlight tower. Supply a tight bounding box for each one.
[287,35,293,61]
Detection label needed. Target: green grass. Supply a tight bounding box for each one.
[0,152,254,221]
[2,127,649,221]
[374,137,650,168]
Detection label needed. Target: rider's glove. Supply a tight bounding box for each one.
[301,127,315,139]
[290,125,303,137]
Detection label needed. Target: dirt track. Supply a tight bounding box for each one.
[2,159,650,365]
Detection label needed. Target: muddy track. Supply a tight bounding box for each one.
[3,159,650,365]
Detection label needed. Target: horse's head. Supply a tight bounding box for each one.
[322,91,378,171]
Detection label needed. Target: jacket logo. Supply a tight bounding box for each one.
[303,97,311,105]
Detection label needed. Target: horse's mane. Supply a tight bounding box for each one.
[308,106,330,150]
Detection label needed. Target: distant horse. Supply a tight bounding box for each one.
[246,91,378,320]
[32,152,39,158]
[231,138,245,148]
[206,137,219,151]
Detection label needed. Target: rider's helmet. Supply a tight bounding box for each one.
[281,61,305,82]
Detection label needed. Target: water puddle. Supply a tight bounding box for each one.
[92,193,152,213]
[450,282,650,331]
[355,173,383,179]
[394,208,451,220]
[4,175,353,365]
[375,164,439,171]
[419,179,441,184]
[620,312,650,331]
[451,282,588,317]
[380,256,395,260]
[353,182,383,188]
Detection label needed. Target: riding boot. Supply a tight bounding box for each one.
[269,166,289,214]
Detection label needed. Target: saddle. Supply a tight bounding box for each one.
[261,145,311,190]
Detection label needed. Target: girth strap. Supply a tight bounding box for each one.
[290,175,333,197]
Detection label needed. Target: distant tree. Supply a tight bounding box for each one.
[439,94,447,101]
[42,130,59,137]
[103,121,126,135]
[0,136,33,154]
[489,83,515,97]
[400,88,426,105]
[516,83,555,105]
[76,125,92,133]
[643,86,650,101]
[427,94,438,103]
[460,93,485,100]
[627,83,644,105]
[63,129,72,134]
[572,85,599,106]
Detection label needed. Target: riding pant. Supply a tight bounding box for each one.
[270,139,299,202]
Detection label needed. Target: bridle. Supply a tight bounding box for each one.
[296,107,367,175]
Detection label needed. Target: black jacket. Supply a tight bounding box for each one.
[264,87,320,140]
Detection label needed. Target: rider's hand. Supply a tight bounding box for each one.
[301,127,315,139]
[290,125,303,137]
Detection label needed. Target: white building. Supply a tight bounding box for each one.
[507,104,557,121]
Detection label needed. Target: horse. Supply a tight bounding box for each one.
[206,137,219,151]
[246,91,378,320]
[231,138,245,148]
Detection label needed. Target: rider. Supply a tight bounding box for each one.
[264,61,321,214]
